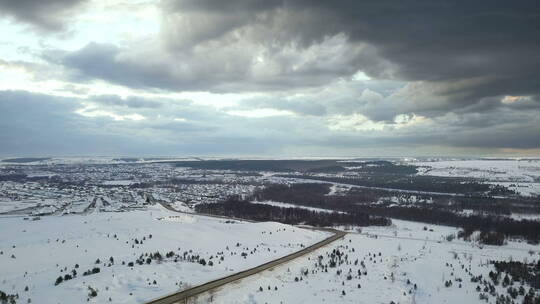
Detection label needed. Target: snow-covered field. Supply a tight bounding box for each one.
[2,158,540,304]
[202,220,540,303]
[413,158,540,196]
[0,205,329,304]
[510,213,540,222]
[250,200,344,214]
[0,200,40,213]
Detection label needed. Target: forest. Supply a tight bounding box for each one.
[252,183,540,244]
[195,197,391,227]
[278,174,513,196]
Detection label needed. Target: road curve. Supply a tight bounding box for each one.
[145,228,346,304]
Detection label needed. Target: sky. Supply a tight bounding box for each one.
[0,0,539,157]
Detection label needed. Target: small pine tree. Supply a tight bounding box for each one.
[55,276,63,286]
[88,286,98,298]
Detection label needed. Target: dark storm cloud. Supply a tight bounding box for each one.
[60,43,185,90]
[7,0,540,155]
[58,39,375,92]
[56,1,540,107]
[0,0,87,31]
[170,0,540,97]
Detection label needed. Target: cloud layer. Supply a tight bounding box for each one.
[1,0,539,156]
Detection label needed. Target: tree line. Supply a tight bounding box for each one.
[253,183,540,244]
[195,197,390,227]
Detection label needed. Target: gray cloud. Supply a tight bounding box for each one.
[1,89,540,157]
[53,0,540,112]
[3,1,540,155]
[0,0,87,31]
[57,38,380,92]
[60,43,183,90]
[313,108,540,151]
[0,90,132,155]
[0,91,308,156]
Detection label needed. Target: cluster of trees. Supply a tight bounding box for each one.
[364,205,540,244]
[252,183,378,211]
[195,197,390,227]
[256,183,521,216]
[172,159,346,172]
[492,260,540,289]
[252,183,540,244]
[339,160,418,175]
[477,262,540,303]
[124,250,217,268]
[0,290,18,304]
[87,286,98,299]
[281,174,497,195]
[82,267,100,276]
[168,159,419,174]
[448,251,540,303]
[55,264,101,286]
[287,243,418,302]
[478,231,506,246]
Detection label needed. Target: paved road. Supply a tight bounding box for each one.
[144,220,346,304]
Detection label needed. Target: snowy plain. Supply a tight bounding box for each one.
[413,158,540,196]
[2,157,540,304]
[250,200,345,214]
[0,204,329,304]
[202,219,540,304]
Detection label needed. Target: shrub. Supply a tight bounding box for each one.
[88,286,98,298]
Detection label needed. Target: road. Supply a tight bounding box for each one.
[145,202,346,304]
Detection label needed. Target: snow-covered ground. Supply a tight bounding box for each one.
[168,201,194,213]
[327,184,350,196]
[0,205,329,304]
[0,200,40,213]
[510,213,540,221]
[413,158,540,196]
[250,200,344,214]
[101,180,137,186]
[202,219,540,303]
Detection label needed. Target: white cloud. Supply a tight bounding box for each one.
[327,113,386,131]
[227,108,296,118]
[75,105,146,121]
